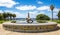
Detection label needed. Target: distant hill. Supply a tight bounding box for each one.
[15,18,36,21]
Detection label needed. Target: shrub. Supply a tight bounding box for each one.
[11,20,16,23]
[36,20,46,23]
[36,14,50,20]
[57,21,60,23]
[53,20,60,23]
[57,10,60,19]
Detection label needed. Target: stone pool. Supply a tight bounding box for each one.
[3,21,57,32]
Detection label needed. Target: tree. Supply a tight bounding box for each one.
[12,14,16,20]
[50,4,54,21]
[36,14,50,20]
[57,10,60,20]
[6,12,11,20]
[2,12,8,20]
[0,13,3,20]
[9,13,13,20]
[0,12,16,20]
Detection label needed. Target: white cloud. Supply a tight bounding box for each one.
[29,11,38,14]
[0,0,18,8]
[53,8,60,12]
[37,1,43,4]
[52,8,60,18]
[3,10,27,18]
[4,10,46,18]
[37,6,49,11]
[49,12,58,19]
[0,10,3,13]
[16,5,36,10]
[53,13,58,17]
[29,11,45,18]
[37,6,60,13]
[29,11,38,18]
[48,8,60,12]
[14,12,26,18]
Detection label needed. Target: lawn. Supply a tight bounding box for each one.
[36,20,60,24]
[0,20,11,24]
[52,20,60,24]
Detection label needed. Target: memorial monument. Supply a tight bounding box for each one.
[26,12,33,23]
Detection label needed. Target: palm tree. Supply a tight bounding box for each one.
[2,12,8,20]
[0,13,3,20]
[7,12,11,20]
[9,13,13,20]
[12,14,16,20]
[50,4,54,21]
[6,13,12,20]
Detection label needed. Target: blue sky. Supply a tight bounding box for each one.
[0,0,60,18]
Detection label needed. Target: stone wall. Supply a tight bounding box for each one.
[3,24,57,32]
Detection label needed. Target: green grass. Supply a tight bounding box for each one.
[0,20,11,24]
[36,20,60,24]
[0,20,5,24]
[47,20,60,24]
[52,20,60,24]
[36,20,46,23]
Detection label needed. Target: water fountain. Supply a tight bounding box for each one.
[3,13,57,32]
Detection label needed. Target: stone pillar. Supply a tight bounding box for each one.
[28,12,30,19]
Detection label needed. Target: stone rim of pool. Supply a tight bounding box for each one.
[3,21,57,32]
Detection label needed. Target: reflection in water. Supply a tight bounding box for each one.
[16,21,38,24]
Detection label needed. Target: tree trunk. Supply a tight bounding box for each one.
[13,17,15,20]
[10,17,12,20]
[52,10,53,21]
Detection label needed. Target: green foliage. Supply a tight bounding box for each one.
[50,4,54,11]
[36,14,50,20]
[36,20,46,23]
[12,14,16,20]
[57,10,60,19]
[11,20,16,23]
[3,12,8,18]
[0,13,3,20]
[0,12,16,20]
[12,14,16,17]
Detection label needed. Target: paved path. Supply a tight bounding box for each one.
[0,24,60,35]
